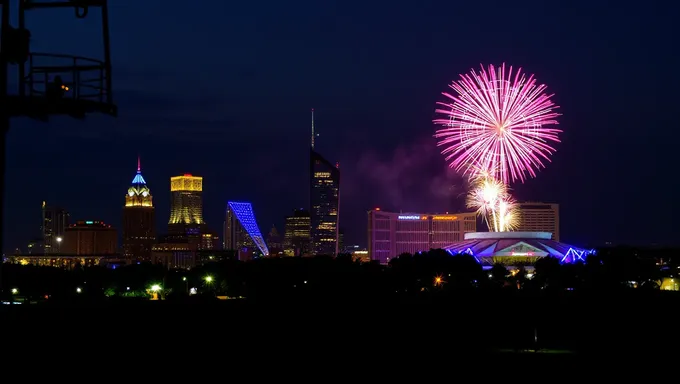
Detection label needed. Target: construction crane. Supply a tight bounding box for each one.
[0,0,116,293]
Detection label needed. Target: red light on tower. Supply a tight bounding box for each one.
[184,173,192,177]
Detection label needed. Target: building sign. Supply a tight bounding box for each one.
[511,252,534,256]
[432,216,457,221]
[398,215,421,220]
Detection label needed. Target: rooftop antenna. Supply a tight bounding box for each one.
[311,108,315,149]
[137,154,141,172]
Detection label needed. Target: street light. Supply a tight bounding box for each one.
[150,284,161,292]
[204,275,213,283]
[76,287,82,293]
[11,288,18,295]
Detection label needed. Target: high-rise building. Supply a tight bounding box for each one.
[309,109,340,256]
[41,201,69,254]
[368,210,477,264]
[266,225,283,256]
[122,157,156,263]
[515,202,560,241]
[223,201,269,261]
[284,209,311,256]
[63,220,117,255]
[168,174,203,235]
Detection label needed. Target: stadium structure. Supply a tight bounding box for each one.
[444,232,594,267]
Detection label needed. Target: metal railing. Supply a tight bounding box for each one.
[23,52,111,105]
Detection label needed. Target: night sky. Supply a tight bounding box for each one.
[2,0,678,252]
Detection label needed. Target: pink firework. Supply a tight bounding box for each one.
[434,63,561,184]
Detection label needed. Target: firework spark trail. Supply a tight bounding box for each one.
[466,171,519,232]
[434,63,561,185]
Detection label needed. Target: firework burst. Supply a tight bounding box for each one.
[434,63,561,185]
[466,172,519,232]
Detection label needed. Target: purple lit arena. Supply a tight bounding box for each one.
[445,232,593,267]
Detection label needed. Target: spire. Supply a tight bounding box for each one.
[131,155,147,185]
[311,108,315,149]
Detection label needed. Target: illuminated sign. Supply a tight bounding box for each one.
[511,252,534,256]
[432,216,457,221]
[85,221,93,224]
[398,215,421,220]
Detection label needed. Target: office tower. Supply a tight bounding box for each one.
[122,157,156,263]
[284,208,311,256]
[168,173,203,235]
[224,201,269,260]
[63,220,117,255]
[515,202,560,241]
[309,109,340,256]
[367,210,477,264]
[41,201,69,254]
[266,225,283,256]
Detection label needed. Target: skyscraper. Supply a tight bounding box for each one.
[515,202,560,241]
[168,174,203,235]
[284,209,311,256]
[122,157,156,263]
[309,109,340,256]
[41,201,69,254]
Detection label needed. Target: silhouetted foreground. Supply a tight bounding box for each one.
[3,290,677,361]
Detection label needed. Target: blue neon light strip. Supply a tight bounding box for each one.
[228,201,269,256]
[131,171,146,185]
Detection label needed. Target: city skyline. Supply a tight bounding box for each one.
[2,0,677,251]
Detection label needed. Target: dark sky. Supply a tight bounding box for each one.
[2,0,678,252]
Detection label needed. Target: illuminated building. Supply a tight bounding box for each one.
[352,250,370,262]
[367,210,477,264]
[7,254,112,270]
[122,157,155,263]
[63,220,117,255]
[41,201,69,254]
[152,235,194,269]
[515,202,560,241]
[310,110,340,256]
[168,174,203,234]
[284,208,311,256]
[224,201,269,260]
[444,232,594,266]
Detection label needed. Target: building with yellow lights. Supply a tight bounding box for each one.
[122,158,156,263]
[283,208,311,256]
[310,149,340,256]
[367,210,477,264]
[515,202,560,241]
[168,173,204,234]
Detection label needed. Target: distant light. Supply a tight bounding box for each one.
[76,287,82,293]
[375,208,380,211]
[182,277,187,281]
[150,284,161,292]
[85,221,93,224]
[183,173,192,177]
[11,288,18,294]
[204,276,213,283]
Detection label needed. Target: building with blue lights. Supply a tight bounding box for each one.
[444,232,594,267]
[224,201,269,260]
[122,157,155,263]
